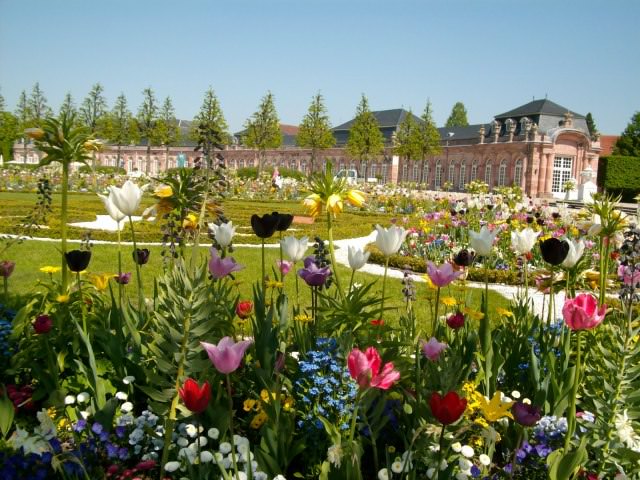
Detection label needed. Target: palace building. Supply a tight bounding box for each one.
[11,98,602,199]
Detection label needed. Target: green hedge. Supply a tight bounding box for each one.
[235,166,307,181]
[79,165,127,175]
[597,155,640,202]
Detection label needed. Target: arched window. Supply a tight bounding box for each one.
[413,164,419,181]
[514,159,523,186]
[370,164,377,178]
[435,162,442,189]
[484,162,492,187]
[423,164,430,187]
[381,164,388,183]
[498,160,507,186]
[448,163,456,185]
[470,161,478,182]
[459,163,466,190]
[402,164,408,182]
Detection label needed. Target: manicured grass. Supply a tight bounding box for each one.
[2,239,511,330]
[0,192,393,244]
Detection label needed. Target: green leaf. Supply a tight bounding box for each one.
[0,385,15,439]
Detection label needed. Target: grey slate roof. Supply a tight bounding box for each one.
[437,124,489,141]
[494,99,585,120]
[333,109,423,131]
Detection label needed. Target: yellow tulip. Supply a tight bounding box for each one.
[303,194,323,217]
[91,273,112,291]
[24,128,45,140]
[83,139,103,152]
[154,184,173,198]
[56,294,70,303]
[346,189,366,207]
[326,193,343,215]
[182,213,198,230]
[40,266,61,274]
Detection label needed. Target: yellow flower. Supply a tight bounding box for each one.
[182,213,198,230]
[303,194,323,217]
[346,189,366,207]
[462,307,484,320]
[496,307,514,318]
[91,273,112,291]
[250,410,268,429]
[154,184,173,198]
[421,275,436,290]
[283,396,294,412]
[260,389,277,404]
[295,313,312,323]
[243,399,258,412]
[326,193,343,215]
[83,139,103,152]
[471,436,485,448]
[476,392,514,422]
[56,294,70,303]
[440,296,457,307]
[474,417,489,429]
[265,279,283,289]
[24,127,45,140]
[40,266,61,274]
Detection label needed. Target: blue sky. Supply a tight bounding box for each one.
[1,0,638,134]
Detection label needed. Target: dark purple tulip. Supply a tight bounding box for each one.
[539,237,570,266]
[272,212,294,232]
[114,272,132,285]
[65,250,92,272]
[512,401,541,426]
[298,256,331,287]
[0,260,15,278]
[251,213,279,239]
[33,314,53,334]
[453,249,475,268]
[133,248,150,265]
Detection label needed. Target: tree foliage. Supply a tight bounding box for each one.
[103,94,137,165]
[191,87,229,150]
[614,112,640,157]
[415,101,442,184]
[155,96,181,147]
[59,92,77,119]
[27,82,52,126]
[346,94,384,180]
[0,111,19,161]
[586,112,598,137]
[445,101,469,128]
[137,87,160,173]
[244,91,282,174]
[393,110,419,160]
[297,92,334,172]
[79,83,107,134]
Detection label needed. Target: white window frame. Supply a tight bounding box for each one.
[514,159,523,186]
[552,156,573,193]
[435,162,442,189]
[484,163,492,187]
[498,160,507,186]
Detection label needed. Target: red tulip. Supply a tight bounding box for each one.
[562,293,606,330]
[178,378,211,414]
[33,314,53,334]
[430,391,467,425]
[236,300,253,319]
[446,311,465,329]
[347,346,400,390]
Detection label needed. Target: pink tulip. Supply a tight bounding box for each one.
[562,293,606,330]
[426,262,462,287]
[277,260,293,276]
[201,337,253,374]
[618,264,640,286]
[421,337,447,361]
[347,346,400,390]
[208,248,244,279]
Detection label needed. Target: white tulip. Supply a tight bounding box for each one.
[375,225,407,257]
[108,180,142,217]
[562,238,585,268]
[210,221,236,248]
[348,246,370,271]
[510,228,540,255]
[164,461,181,472]
[281,236,308,262]
[469,226,498,256]
[98,192,126,224]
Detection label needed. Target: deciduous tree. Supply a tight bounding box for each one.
[297,92,334,174]
[614,112,640,157]
[393,110,419,181]
[346,94,384,181]
[137,87,159,174]
[244,91,281,175]
[414,100,442,186]
[445,101,469,128]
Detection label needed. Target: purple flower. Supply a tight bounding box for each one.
[421,337,447,361]
[512,401,542,426]
[114,272,132,285]
[106,442,119,458]
[115,426,126,439]
[208,248,244,279]
[91,422,103,435]
[201,336,253,374]
[277,260,293,276]
[73,419,87,432]
[426,261,462,287]
[534,443,552,458]
[0,260,15,278]
[298,256,331,287]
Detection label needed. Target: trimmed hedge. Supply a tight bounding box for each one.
[597,155,640,202]
[366,245,530,286]
[78,165,127,175]
[235,166,307,181]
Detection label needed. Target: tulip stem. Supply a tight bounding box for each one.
[2,277,7,302]
[348,269,355,295]
[261,239,266,293]
[432,286,441,336]
[564,330,582,452]
[523,256,529,299]
[380,257,390,325]
[60,161,69,292]
[436,424,447,473]
[326,213,345,301]
[117,227,124,309]
[509,428,523,479]
[77,272,87,336]
[226,374,240,476]
[128,216,145,315]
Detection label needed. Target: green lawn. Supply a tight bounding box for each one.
[2,239,511,330]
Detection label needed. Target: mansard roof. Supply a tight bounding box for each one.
[494,99,585,120]
[333,108,422,131]
[437,124,489,141]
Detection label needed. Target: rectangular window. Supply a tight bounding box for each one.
[402,165,408,182]
[381,165,388,183]
[552,156,573,193]
[413,165,419,181]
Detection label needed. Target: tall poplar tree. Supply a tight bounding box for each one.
[104,93,137,168]
[297,92,334,173]
[586,112,598,137]
[0,91,19,162]
[137,87,159,174]
[414,100,442,186]
[346,94,384,181]
[28,82,52,126]
[80,83,107,134]
[155,96,181,170]
[445,101,469,127]
[191,87,229,167]
[59,92,78,118]
[614,112,640,157]
[244,91,281,175]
